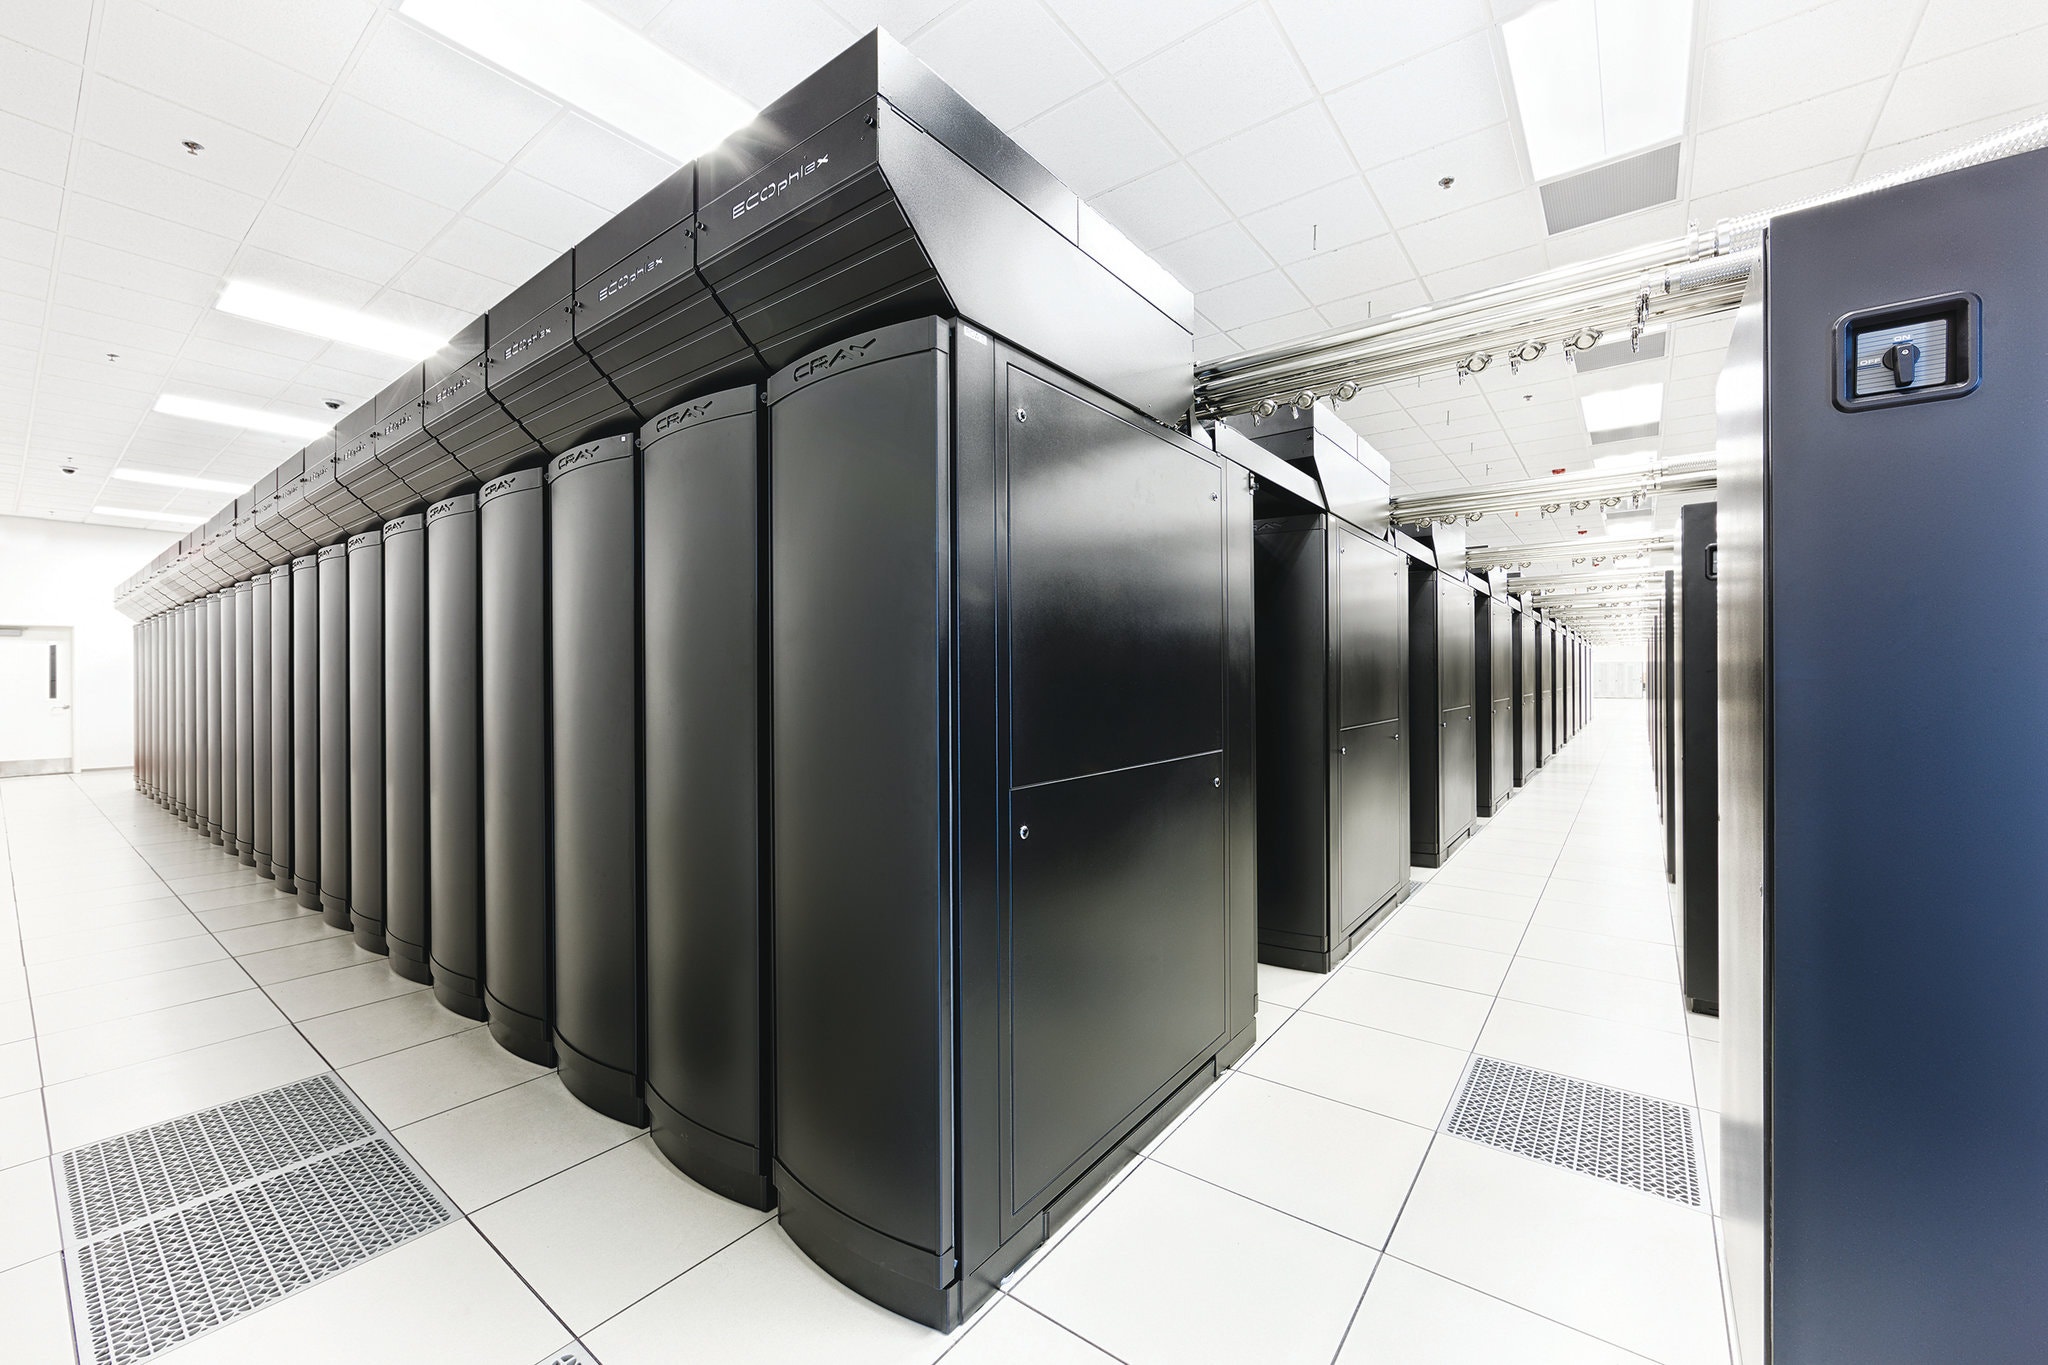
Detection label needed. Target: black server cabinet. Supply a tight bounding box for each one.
[190,599,205,829]
[479,469,554,1066]
[547,434,645,1126]
[232,582,254,862]
[1408,566,1475,866]
[1675,503,1716,1015]
[1540,620,1557,761]
[640,388,771,1204]
[317,545,351,929]
[1474,591,1513,816]
[383,515,431,984]
[251,572,272,878]
[1251,512,1407,972]
[1658,571,1675,881]
[768,317,1254,1330]
[1721,150,2048,1365]
[348,530,386,955]
[427,496,485,1018]
[222,586,238,851]
[291,556,320,910]
[204,592,222,843]
[270,567,296,893]
[1514,606,1537,784]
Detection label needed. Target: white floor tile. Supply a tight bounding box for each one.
[0,1255,75,1365]
[237,934,384,985]
[214,913,350,956]
[25,933,229,994]
[1256,962,1326,1009]
[1428,863,1549,897]
[341,1026,548,1128]
[1338,1256,1650,1364]
[194,896,311,932]
[0,1090,48,1170]
[471,1133,772,1332]
[181,881,303,913]
[1382,905,1527,954]
[41,1026,325,1150]
[1345,932,1512,994]
[1013,1161,1376,1365]
[1477,999,1694,1106]
[0,1040,39,1099]
[1498,956,1688,1034]
[585,1222,953,1365]
[1300,969,1495,1051]
[36,988,288,1085]
[1691,1036,1721,1112]
[1534,896,1673,944]
[1151,1073,1431,1248]
[297,990,485,1068]
[167,1221,566,1365]
[266,960,428,1020]
[938,1295,1120,1364]
[0,1158,59,1272]
[1243,1011,1469,1128]
[1390,1138,1726,1365]
[1518,924,1679,985]
[17,907,202,956]
[30,957,256,1033]
[395,1074,641,1211]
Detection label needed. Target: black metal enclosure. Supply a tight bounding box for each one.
[1658,571,1676,881]
[317,544,351,930]
[427,496,484,1016]
[640,386,771,1205]
[383,515,430,984]
[1675,504,1717,1015]
[1475,588,1514,816]
[348,530,386,955]
[547,434,645,1127]
[480,468,554,1067]
[1513,603,1537,784]
[291,556,320,910]
[1408,564,1475,866]
[269,566,294,893]
[1719,150,2048,1364]
[251,573,272,877]
[768,316,1254,1330]
[232,582,254,863]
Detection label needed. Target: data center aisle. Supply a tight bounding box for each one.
[0,700,1729,1365]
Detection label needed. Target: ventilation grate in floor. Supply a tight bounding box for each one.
[59,1075,455,1365]
[1444,1055,1702,1206]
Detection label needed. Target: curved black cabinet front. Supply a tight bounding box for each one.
[347,531,385,954]
[383,516,431,984]
[291,556,320,910]
[317,545,351,930]
[427,496,484,1018]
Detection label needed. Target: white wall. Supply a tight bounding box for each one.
[0,515,179,771]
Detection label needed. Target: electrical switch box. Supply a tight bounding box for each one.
[1833,292,1979,411]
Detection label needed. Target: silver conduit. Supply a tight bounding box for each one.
[1393,455,1716,527]
[1195,112,2048,420]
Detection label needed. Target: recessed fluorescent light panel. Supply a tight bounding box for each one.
[1593,448,1659,471]
[399,0,755,163]
[110,467,251,495]
[216,281,445,360]
[1503,0,1695,181]
[95,506,204,527]
[154,395,332,441]
[1580,382,1663,433]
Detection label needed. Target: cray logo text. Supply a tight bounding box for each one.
[732,156,830,220]
[792,337,875,382]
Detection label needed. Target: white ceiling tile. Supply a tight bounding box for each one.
[343,21,561,161]
[81,76,297,199]
[0,170,61,232]
[59,238,219,309]
[1317,278,1431,327]
[187,312,331,362]
[1687,156,1857,227]
[1186,103,1351,216]
[0,36,83,133]
[1398,190,1543,275]
[1325,34,1509,170]
[70,141,266,237]
[0,255,50,303]
[55,275,204,333]
[1691,80,1889,197]
[61,195,239,276]
[45,303,189,357]
[1193,331,1235,366]
[1239,177,1391,266]
[1268,0,1492,91]
[225,245,384,310]
[1152,223,1273,293]
[1039,0,1242,74]
[1090,162,1230,251]
[1910,0,2048,63]
[817,0,956,40]
[1119,7,1313,154]
[1198,269,1310,331]
[1227,308,1331,353]
[274,156,458,252]
[0,219,55,270]
[1365,122,1525,228]
[465,172,609,255]
[1014,84,1176,199]
[586,0,673,25]
[392,255,510,315]
[1855,104,2048,178]
[1422,245,1548,302]
[1282,233,1413,304]
[143,0,378,83]
[423,217,560,290]
[242,205,418,285]
[305,97,505,210]
[1871,23,2048,146]
[1,3,92,63]
[1544,204,1692,267]
[0,107,70,186]
[358,290,472,340]
[647,1,859,111]
[513,114,677,213]
[908,0,1098,130]
[95,0,328,144]
[1697,0,1919,131]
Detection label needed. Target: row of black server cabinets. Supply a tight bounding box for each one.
[1240,406,1590,975]
[1648,501,1719,1017]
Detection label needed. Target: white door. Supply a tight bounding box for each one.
[0,627,74,777]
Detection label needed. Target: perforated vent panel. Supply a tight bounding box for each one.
[1445,1056,1702,1206]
